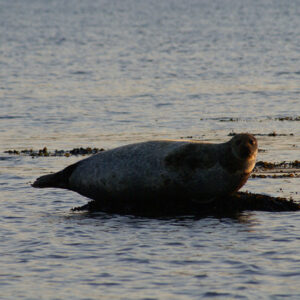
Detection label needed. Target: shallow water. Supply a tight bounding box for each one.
[1,0,300,299]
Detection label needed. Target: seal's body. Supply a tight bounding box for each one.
[32,134,258,204]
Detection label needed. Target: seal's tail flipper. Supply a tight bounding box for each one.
[32,173,62,188]
[32,162,79,189]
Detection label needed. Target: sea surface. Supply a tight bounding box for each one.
[1,0,300,299]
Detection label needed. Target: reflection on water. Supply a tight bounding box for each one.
[0,0,300,299]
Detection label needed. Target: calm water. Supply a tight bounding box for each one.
[1,0,300,298]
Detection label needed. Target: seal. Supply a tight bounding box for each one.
[32,133,258,205]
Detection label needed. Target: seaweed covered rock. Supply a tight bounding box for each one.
[72,192,300,217]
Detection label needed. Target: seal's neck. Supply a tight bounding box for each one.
[243,155,257,174]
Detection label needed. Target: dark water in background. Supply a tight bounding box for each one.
[0,0,300,298]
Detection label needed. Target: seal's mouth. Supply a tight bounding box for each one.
[240,145,252,158]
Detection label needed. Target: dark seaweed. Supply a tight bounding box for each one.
[4,147,105,157]
[255,160,300,169]
[229,132,294,137]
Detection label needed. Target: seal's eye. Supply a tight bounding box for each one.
[249,139,255,145]
[235,140,241,146]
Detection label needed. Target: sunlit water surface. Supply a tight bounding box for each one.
[1,0,300,299]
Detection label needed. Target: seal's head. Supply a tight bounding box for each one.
[230,133,258,173]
